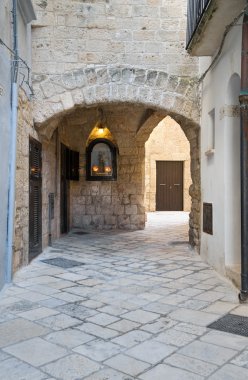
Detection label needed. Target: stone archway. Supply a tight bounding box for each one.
[32,65,200,249]
[135,111,200,248]
[33,65,199,132]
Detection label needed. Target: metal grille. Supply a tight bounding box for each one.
[169,241,189,246]
[208,314,248,337]
[33,185,40,245]
[203,203,213,235]
[186,0,211,48]
[41,257,84,268]
[73,231,89,235]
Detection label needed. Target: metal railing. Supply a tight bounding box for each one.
[186,0,212,49]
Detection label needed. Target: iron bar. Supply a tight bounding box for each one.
[186,0,211,48]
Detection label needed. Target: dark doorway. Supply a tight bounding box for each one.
[29,137,42,261]
[156,161,183,211]
[60,144,70,234]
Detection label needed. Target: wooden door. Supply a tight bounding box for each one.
[60,144,70,234]
[156,161,183,211]
[29,138,42,261]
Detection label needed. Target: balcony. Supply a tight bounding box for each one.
[186,0,246,56]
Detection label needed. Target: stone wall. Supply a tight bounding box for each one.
[14,90,60,273]
[14,90,37,272]
[58,105,147,231]
[28,0,201,248]
[30,0,200,128]
[145,117,192,212]
[32,0,197,74]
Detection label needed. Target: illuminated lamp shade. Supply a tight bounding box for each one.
[104,166,112,173]
[92,165,99,173]
[97,121,105,135]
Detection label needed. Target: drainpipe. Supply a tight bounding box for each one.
[6,0,19,283]
[239,11,248,302]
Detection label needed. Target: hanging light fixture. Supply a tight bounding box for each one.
[96,108,106,134]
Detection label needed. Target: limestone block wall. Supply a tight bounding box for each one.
[14,91,37,272]
[28,0,201,247]
[42,134,60,246]
[145,117,192,212]
[58,105,146,231]
[14,90,59,273]
[32,0,197,75]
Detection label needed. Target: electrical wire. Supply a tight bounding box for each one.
[198,9,246,82]
[0,38,34,95]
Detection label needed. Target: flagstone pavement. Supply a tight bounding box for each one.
[1,212,248,380]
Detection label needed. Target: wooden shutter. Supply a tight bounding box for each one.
[70,150,79,181]
[29,138,42,260]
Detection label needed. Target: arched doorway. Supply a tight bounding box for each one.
[145,116,192,213]
[33,102,200,251]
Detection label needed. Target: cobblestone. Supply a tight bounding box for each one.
[0,212,247,379]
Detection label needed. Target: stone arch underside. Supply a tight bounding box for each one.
[33,65,200,248]
[33,65,200,134]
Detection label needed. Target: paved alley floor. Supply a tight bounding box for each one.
[1,212,248,379]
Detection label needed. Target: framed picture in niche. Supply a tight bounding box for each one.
[86,139,117,181]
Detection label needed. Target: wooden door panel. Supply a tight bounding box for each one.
[156,161,183,211]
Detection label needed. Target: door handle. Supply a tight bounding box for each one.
[174,184,180,186]
[159,184,166,186]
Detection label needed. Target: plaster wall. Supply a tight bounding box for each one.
[145,117,191,212]
[0,0,12,289]
[200,23,242,276]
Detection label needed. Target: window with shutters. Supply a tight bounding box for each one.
[29,137,42,261]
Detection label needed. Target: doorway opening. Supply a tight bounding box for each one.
[145,116,192,213]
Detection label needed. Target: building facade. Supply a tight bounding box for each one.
[3,0,201,284]
[186,0,247,294]
[2,0,247,295]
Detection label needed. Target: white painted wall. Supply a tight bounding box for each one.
[0,0,35,290]
[200,21,242,275]
[0,1,12,290]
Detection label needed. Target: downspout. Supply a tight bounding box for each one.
[239,11,248,302]
[6,0,19,283]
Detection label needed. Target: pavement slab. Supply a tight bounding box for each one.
[0,212,247,379]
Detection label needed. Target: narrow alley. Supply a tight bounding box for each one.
[0,213,248,379]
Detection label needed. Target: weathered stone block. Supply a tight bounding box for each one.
[81,215,92,227]
[156,72,168,88]
[92,215,104,227]
[104,215,117,225]
[60,92,74,110]
[122,68,135,84]
[130,214,146,225]
[146,70,158,86]
[125,205,138,215]
[85,68,97,86]
[86,205,96,215]
[117,215,130,228]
